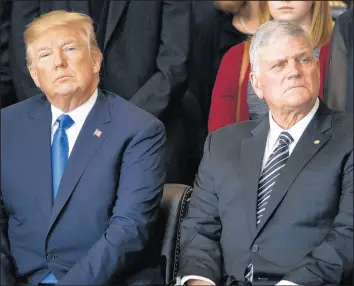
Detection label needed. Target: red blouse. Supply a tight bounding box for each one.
[208,42,330,133]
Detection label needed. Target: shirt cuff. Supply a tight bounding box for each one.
[276,280,299,285]
[180,275,216,285]
[180,277,297,286]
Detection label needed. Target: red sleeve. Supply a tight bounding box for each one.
[318,43,330,99]
[208,44,244,133]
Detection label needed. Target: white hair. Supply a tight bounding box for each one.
[249,20,313,74]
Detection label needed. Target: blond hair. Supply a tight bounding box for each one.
[259,1,333,48]
[25,10,102,66]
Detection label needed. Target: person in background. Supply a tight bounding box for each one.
[0,0,17,108]
[177,20,353,286]
[184,1,260,181]
[209,1,333,133]
[325,6,353,113]
[1,11,165,285]
[189,0,260,129]
[343,0,353,8]
[10,0,191,184]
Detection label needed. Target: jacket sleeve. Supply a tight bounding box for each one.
[187,15,218,124]
[177,133,222,284]
[10,0,41,101]
[0,0,18,108]
[283,151,353,285]
[129,1,191,119]
[1,189,17,286]
[57,120,166,285]
[208,45,241,133]
[324,13,349,112]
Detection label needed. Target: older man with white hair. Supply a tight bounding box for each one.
[175,20,353,286]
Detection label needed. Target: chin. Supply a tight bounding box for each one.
[285,92,312,106]
[55,86,78,97]
[279,15,302,23]
[290,98,314,109]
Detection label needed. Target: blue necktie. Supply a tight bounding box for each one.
[42,114,74,284]
[51,114,74,200]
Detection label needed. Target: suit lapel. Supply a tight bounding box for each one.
[239,119,269,238]
[28,97,53,221]
[47,91,112,235]
[255,102,332,236]
[104,0,129,51]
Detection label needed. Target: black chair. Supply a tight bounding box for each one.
[157,184,193,284]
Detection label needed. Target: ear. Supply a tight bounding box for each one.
[28,64,41,88]
[250,72,264,100]
[91,51,102,75]
[315,58,320,81]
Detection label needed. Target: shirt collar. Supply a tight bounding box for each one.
[268,97,320,148]
[51,89,98,127]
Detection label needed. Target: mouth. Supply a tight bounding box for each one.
[54,76,72,82]
[279,7,294,11]
[286,85,305,91]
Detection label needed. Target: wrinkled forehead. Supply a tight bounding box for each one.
[31,24,86,51]
[257,35,313,64]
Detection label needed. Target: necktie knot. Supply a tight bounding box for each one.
[56,114,74,130]
[278,131,293,147]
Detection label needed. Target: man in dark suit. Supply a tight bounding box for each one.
[325,6,353,113]
[1,11,165,285]
[10,0,192,184]
[177,20,353,286]
[0,0,17,108]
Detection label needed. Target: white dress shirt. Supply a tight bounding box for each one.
[181,98,320,286]
[262,98,319,170]
[51,89,98,156]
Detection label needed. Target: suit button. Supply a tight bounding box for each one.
[46,254,55,262]
[251,245,259,253]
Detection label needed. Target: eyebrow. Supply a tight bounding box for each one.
[36,47,51,54]
[268,51,312,65]
[35,40,77,54]
[61,40,76,46]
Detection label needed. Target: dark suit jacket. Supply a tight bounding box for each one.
[178,102,353,285]
[325,7,353,113]
[10,0,191,121]
[1,89,166,285]
[0,0,17,109]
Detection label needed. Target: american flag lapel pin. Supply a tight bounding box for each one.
[93,128,102,137]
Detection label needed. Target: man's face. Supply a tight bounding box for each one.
[250,35,320,113]
[268,1,313,23]
[28,25,101,102]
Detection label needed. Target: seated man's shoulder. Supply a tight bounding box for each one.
[1,94,44,120]
[210,120,261,144]
[102,90,164,130]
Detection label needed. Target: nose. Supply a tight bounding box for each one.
[52,49,67,68]
[286,59,302,80]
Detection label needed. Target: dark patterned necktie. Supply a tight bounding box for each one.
[245,131,294,284]
[256,131,294,225]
